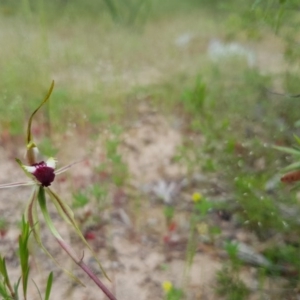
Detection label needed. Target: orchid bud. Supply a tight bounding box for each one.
[26,142,40,165]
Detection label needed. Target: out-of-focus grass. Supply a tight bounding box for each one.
[0,3,220,135]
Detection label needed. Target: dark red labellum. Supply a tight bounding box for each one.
[32,161,55,187]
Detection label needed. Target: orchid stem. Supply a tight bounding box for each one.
[80,260,117,300]
[38,186,117,300]
[56,238,117,300]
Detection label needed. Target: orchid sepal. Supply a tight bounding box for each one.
[45,187,111,281]
[15,159,37,182]
[26,81,54,146]
[34,186,85,286]
[0,181,35,189]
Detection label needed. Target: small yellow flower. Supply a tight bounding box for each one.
[162,281,173,293]
[192,192,202,203]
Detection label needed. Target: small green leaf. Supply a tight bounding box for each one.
[44,272,53,300]
[0,256,13,296]
[294,134,300,145]
[273,145,300,156]
[14,277,21,300]
[19,217,30,299]
[0,281,11,299]
[282,161,300,172]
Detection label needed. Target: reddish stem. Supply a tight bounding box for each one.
[56,239,117,300]
[79,260,117,300]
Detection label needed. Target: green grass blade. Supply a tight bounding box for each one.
[294,134,300,146]
[103,0,120,23]
[44,272,53,300]
[18,217,31,299]
[273,145,300,156]
[0,281,11,299]
[14,278,21,300]
[282,161,300,172]
[0,256,14,297]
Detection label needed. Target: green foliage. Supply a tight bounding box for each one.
[216,266,250,300]
[39,138,58,158]
[163,205,175,224]
[164,286,184,300]
[181,76,207,115]
[194,197,213,217]
[264,244,300,270]
[103,0,153,27]
[18,217,30,299]
[216,241,250,299]
[224,241,239,261]
[45,272,53,300]
[0,256,14,299]
[0,217,53,300]
[72,191,89,209]
[72,184,109,211]
[103,126,128,186]
[251,0,300,65]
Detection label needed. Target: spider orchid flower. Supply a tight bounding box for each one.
[0,81,117,300]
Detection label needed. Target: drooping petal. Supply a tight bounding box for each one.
[36,186,84,286]
[15,159,37,182]
[45,187,110,281]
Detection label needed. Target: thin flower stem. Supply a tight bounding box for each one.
[79,261,117,300]
[56,239,118,300]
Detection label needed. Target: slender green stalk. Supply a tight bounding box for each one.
[44,272,53,300]
[19,217,30,300]
[0,256,14,297]
[38,186,117,300]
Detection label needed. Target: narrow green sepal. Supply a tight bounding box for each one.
[27,81,54,145]
[15,159,36,182]
[36,186,85,286]
[46,187,110,281]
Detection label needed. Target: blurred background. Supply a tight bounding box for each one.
[1,0,300,299]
